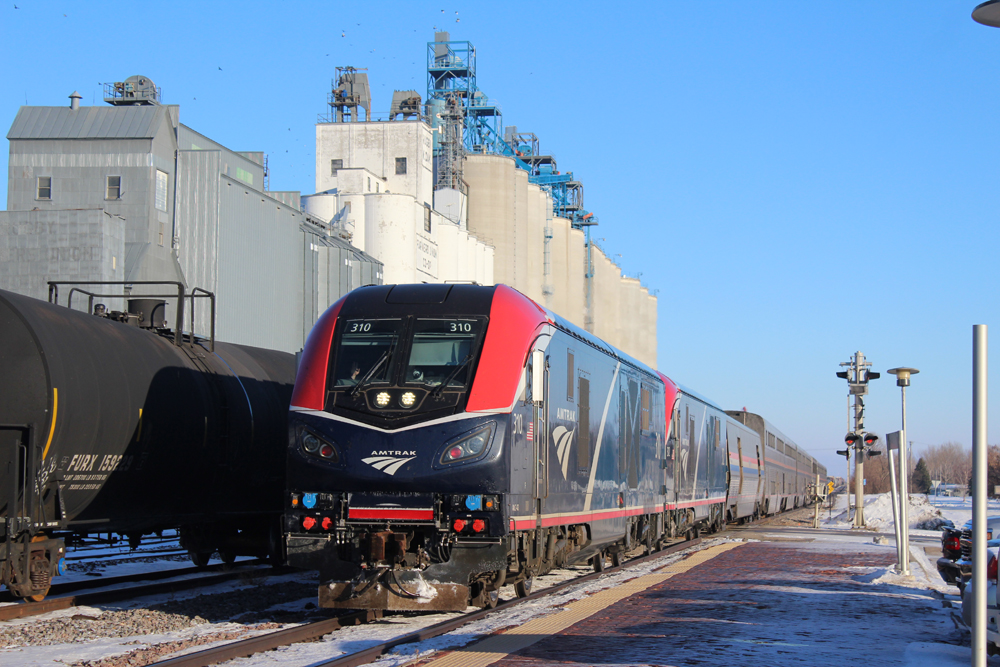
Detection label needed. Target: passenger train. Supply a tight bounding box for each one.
[284,283,826,611]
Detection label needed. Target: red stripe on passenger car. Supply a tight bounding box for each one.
[290,296,347,411]
[348,508,434,521]
[510,506,665,531]
[466,285,548,412]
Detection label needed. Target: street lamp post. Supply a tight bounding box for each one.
[887,367,919,575]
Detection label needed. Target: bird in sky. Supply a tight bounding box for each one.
[218,67,223,71]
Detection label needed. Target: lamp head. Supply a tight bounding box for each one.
[887,367,920,387]
[974,0,1000,27]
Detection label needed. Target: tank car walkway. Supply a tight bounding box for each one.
[411,537,961,667]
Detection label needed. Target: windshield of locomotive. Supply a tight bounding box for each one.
[403,318,482,388]
[332,319,402,387]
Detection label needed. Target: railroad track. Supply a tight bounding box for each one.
[0,560,282,622]
[65,547,188,563]
[147,536,705,667]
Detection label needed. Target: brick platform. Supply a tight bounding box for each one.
[419,540,957,666]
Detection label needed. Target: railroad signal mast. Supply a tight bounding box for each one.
[836,351,880,527]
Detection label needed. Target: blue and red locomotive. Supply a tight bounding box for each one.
[284,283,824,611]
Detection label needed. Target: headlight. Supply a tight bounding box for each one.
[439,423,496,465]
[375,391,391,407]
[303,433,321,453]
[400,391,416,408]
[299,429,339,463]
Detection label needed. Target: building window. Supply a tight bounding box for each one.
[155,170,168,212]
[376,182,380,193]
[368,177,371,192]
[424,205,431,232]
[395,157,407,175]
[106,175,121,200]
[331,158,343,175]
[36,176,51,200]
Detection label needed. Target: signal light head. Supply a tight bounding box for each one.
[863,432,879,447]
[845,432,861,446]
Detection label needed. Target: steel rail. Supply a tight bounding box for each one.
[0,562,284,622]
[147,536,703,667]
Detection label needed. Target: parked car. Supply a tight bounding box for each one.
[961,546,1000,655]
[938,516,1000,592]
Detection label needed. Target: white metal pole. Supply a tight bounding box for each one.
[899,385,910,575]
[847,393,852,518]
[973,324,988,667]
[888,448,902,570]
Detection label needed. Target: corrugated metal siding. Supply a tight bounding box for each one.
[216,176,303,352]
[303,231,320,338]
[6,106,163,140]
[177,125,264,187]
[175,150,222,330]
[0,208,125,301]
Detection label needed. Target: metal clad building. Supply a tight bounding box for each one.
[1,82,381,354]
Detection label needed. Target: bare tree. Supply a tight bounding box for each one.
[920,442,971,492]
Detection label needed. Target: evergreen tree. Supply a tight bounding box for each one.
[913,457,932,493]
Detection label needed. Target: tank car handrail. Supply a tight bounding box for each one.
[49,281,186,347]
[189,288,216,352]
[46,281,216,350]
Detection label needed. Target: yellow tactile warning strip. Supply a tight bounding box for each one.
[420,541,745,667]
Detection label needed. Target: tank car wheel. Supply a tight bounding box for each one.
[515,575,534,598]
[592,552,605,572]
[19,536,53,601]
[219,549,237,566]
[189,551,213,568]
[611,551,622,567]
[485,588,500,609]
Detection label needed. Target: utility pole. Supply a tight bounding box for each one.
[837,351,880,527]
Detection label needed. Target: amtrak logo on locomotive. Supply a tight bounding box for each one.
[552,425,577,480]
[362,453,417,476]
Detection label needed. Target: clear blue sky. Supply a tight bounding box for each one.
[3,1,998,475]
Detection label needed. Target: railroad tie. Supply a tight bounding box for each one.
[421,541,745,667]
